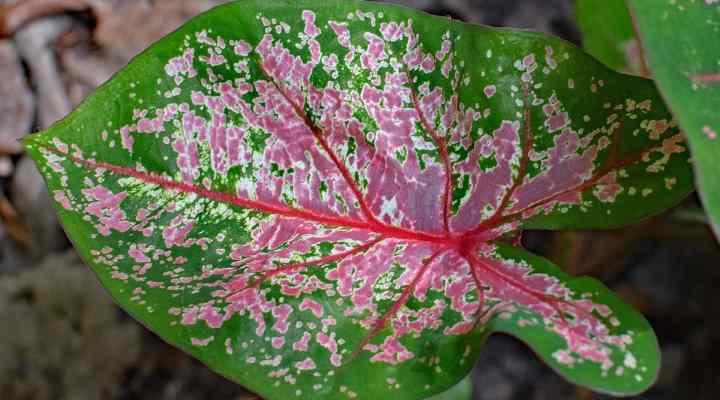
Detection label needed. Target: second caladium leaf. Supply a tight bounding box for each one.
[24,0,692,398]
[626,0,720,239]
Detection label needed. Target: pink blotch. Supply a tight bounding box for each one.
[302,10,321,38]
[128,244,151,263]
[368,336,414,365]
[52,138,69,154]
[82,185,132,235]
[330,353,342,367]
[191,337,214,347]
[380,21,403,42]
[111,271,128,281]
[162,216,195,248]
[299,298,324,318]
[295,358,316,371]
[316,332,338,353]
[594,172,623,203]
[309,39,322,64]
[137,263,151,276]
[234,40,252,56]
[272,304,292,334]
[53,191,73,210]
[420,54,435,73]
[181,307,198,325]
[323,53,338,73]
[119,126,134,152]
[703,125,717,140]
[546,112,569,132]
[484,85,496,98]
[271,337,286,349]
[553,350,576,366]
[199,304,224,328]
[293,332,311,352]
[136,208,149,221]
[523,54,536,68]
[329,21,351,48]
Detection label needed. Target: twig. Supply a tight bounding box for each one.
[0,0,88,38]
[0,193,31,248]
[626,1,651,78]
[15,16,73,129]
[0,40,34,154]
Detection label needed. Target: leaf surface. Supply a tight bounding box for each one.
[427,375,472,400]
[627,0,720,238]
[575,0,641,74]
[24,0,692,398]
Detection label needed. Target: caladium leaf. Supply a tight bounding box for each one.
[24,0,692,398]
[427,375,472,400]
[626,0,720,239]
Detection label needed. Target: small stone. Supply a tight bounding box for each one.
[0,40,34,154]
[92,0,229,61]
[15,16,73,129]
[656,344,687,386]
[10,156,69,258]
[0,156,12,177]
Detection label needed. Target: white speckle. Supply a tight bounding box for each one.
[624,353,637,369]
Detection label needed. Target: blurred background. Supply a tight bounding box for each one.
[0,1,718,399]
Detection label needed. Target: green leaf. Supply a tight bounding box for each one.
[427,375,472,400]
[627,0,720,239]
[575,0,642,74]
[23,0,690,398]
[673,206,710,225]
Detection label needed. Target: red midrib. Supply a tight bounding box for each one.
[692,73,720,83]
[62,152,450,245]
[40,126,655,254]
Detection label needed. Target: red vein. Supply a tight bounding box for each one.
[496,158,642,227]
[627,5,652,78]
[500,84,533,213]
[692,73,720,83]
[52,150,449,245]
[467,255,488,329]
[468,251,615,349]
[228,236,386,297]
[410,82,453,235]
[257,63,382,226]
[464,85,534,237]
[350,248,445,361]
[468,253,570,327]
[496,121,632,226]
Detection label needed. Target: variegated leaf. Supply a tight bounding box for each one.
[24,0,692,398]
